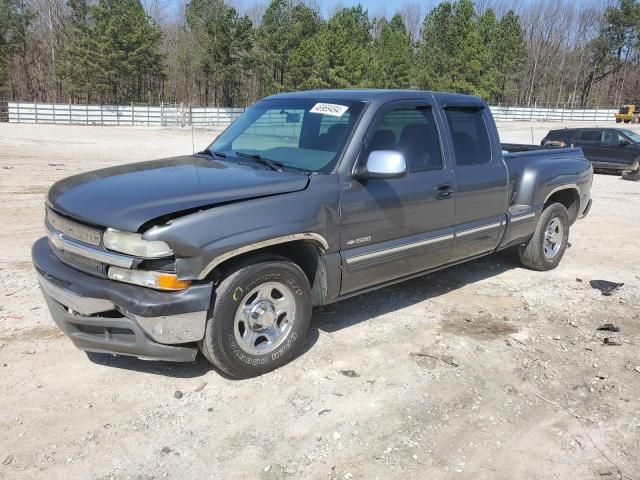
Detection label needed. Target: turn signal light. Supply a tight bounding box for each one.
[108,266,192,291]
[158,274,192,290]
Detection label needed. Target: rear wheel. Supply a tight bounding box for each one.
[518,203,570,271]
[200,256,312,378]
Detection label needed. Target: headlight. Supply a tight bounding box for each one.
[103,228,173,258]
[108,266,191,291]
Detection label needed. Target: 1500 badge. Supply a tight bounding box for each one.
[347,236,372,246]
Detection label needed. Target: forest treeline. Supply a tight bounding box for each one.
[2,0,640,107]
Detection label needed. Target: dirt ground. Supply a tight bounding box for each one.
[0,121,639,480]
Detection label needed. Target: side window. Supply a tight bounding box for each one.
[602,130,626,144]
[369,106,443,171]
[444,108,492,166]
[578,130,601,142]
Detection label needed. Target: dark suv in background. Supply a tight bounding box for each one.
[542,127,640,174]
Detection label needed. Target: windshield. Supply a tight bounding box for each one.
[621,129,640,143]
[208,98,365,173]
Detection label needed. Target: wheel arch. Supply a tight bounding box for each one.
[544,186,580,224]
[201,235,330,306]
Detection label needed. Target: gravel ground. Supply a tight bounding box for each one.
[0,121,639,480]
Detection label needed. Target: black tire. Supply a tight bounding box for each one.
[199,255,312,378]
[518,203,570,271]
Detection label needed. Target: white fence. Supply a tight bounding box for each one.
[5,101,620,126]
[6,102,245,127]
[490,105,617,122]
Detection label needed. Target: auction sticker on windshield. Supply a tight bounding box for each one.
[309,103,349,117]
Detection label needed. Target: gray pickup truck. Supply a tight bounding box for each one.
[32,90,593,378]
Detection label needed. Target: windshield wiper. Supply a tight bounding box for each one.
[234,151,283,172]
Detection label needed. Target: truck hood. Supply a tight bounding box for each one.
[47,155,310,232]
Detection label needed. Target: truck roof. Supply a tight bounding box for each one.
[265,89,484,105]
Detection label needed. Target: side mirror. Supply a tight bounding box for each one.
[619,139,631,146]
[358,150,407,179]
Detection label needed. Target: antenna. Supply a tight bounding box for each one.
[191,119,195,154]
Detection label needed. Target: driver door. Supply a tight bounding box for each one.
[339,100,456,295]
[601,129,638,169]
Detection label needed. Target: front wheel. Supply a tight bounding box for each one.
[518,203,570,271]
[200,256,312,378]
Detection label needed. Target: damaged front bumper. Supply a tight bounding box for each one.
[32,237,212,362]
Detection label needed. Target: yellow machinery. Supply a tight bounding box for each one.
[615,100,640,123]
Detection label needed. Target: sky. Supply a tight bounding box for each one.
[157,0,436,21]
[156,0,598,24]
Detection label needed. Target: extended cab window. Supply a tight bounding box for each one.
[578,130,601,142]
[369,106,443,171]
[209,99,365,173]
[445,107,491,166]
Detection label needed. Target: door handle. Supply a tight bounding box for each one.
[436,184,453,199]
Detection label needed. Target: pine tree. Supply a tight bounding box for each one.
[287,33,330,90]
[57,0,100,101]
[186,0,253,106]
[449,0,490,97]
[477,8,499,99]
[416,0,496,99]
[416,2,454,91]
[92,0,165,103]
[257,0,322,95]
[57,0,164,103]
[0,0,31,99]
[370,13,414,88]
[324,6,372,88]
[493,11,525,103]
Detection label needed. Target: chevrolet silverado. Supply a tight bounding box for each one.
[33,90,593,378]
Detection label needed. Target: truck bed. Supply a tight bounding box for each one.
[501,143,585,163]
[501,143,561,154]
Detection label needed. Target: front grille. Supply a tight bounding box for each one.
[46,209,102,246]
[55,248,107,277]
[46,208,109,277]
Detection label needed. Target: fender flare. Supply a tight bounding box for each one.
[197,233,329,280]
[543,184,579,206]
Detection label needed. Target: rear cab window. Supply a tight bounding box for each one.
[444,107,492,166]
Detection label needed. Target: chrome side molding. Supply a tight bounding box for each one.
[510,212,536,223]
[456,221,503,238]
[345,233,453,266]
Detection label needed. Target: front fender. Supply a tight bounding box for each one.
[143,175,340,280]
